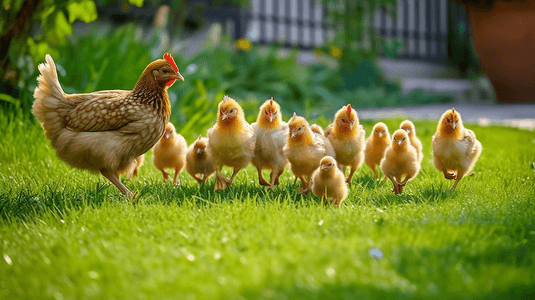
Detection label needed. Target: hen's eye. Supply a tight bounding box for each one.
[341,119,346,123]
[162,69,168,74]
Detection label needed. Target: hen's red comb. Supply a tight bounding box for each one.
[347,104,352,114]
[270,99,273,106]
[452,108,455,114]
[163,53,178,73]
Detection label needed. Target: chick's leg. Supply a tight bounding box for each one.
[346,165,357,184]
[386,174,401,194]
[451,171,466,191]
[371,164,378,179]
[256,166,270,187]
[161,169,170,181]
[214,167,229,191]
[101,169,134,199]
[442,169,456,180]
[192,175,203,184]
[173,168,181,186]
[296,176,309,194]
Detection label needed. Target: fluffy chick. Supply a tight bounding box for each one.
[251,97,288,188]
[152,122,187,185]
[364,122,391,179]
[400,120,423,163]
[207,95,255,191]
[121,155,145,181]
[380,129,420,194]
[284,113,335,193]
[325,104,366,183]
[185,135,215,184]
[311,156,348,206]
[432,108,482,191]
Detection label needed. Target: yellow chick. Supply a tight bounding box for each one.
[123,155,144,181]
[364,122,391,179]
[311,156,348,206]
[284,112,335,193]
[185,135,215,185]
[251,97,289,188]
[207,95,255,191]
[380,129,420,194]
[400,120,423,163]
[152,122,188,185]
[432,108,482,191]
[325,104,366,183]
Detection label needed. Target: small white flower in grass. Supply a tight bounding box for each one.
[186,64,198,75]
[60,220,65,224]
[88,271,99,279]
[81,227,85,232]
[369,248,383,259]
[213,252,221,260]
[4,254,12,265]
[186,254,195,261]
[318,220,323,226]
[325,267,336,278]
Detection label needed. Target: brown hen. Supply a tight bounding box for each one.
[32,53,184,199]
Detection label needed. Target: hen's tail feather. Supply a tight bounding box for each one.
[32,54,68,144]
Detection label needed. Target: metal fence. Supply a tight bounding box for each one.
[239,0,469,63]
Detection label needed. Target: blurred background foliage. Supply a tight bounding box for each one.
[0,0,452,142]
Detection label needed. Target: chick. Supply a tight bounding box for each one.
[251,97,288,188]
[325,104,366,184]
[380,130,420,194]
[432,108,482,191]
[207,95,255,191]
[152,122,187,185]
[284,112,335,193]
[400,120,423,163]
[311,156,348,206]
[364,122,391,179]
[185,135,215,185]
[122,155,145,181]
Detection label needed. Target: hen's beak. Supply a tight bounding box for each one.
[269,115,274,122]
[221,113,229,120]
[349,121,355,130]
[170,72,185,82]
[452,122,457,129]
[291,130,298,138]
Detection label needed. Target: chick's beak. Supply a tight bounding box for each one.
[321,164,329,170]
[165,132,171,139]
[196,149,202,154]
[397,139,403,145]
[378,131,385,137]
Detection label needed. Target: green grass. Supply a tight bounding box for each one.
[1,111,534,299]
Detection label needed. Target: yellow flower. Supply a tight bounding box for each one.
[330,45,342,59]
[235,38,252,51]
[313,49,323,57]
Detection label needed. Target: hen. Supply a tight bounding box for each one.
[284,113,335,193]
[251,97,288,188]
[432,108,482,191]
[324,104,366,184]
[207,95,255,191]
[32,53,184,199]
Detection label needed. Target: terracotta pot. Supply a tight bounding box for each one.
[466,1,535,103]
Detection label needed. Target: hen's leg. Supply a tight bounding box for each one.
[346,165,357,184]
[256,166,270,187]
[101,169,134,199]
[133,167,139,178]
[274,170,284,185]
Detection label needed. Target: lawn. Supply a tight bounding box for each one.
[0,110,534,299]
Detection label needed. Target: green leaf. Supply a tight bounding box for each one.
[128,0,143,7]
[67,0,97,23]
[0,94,20,106]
